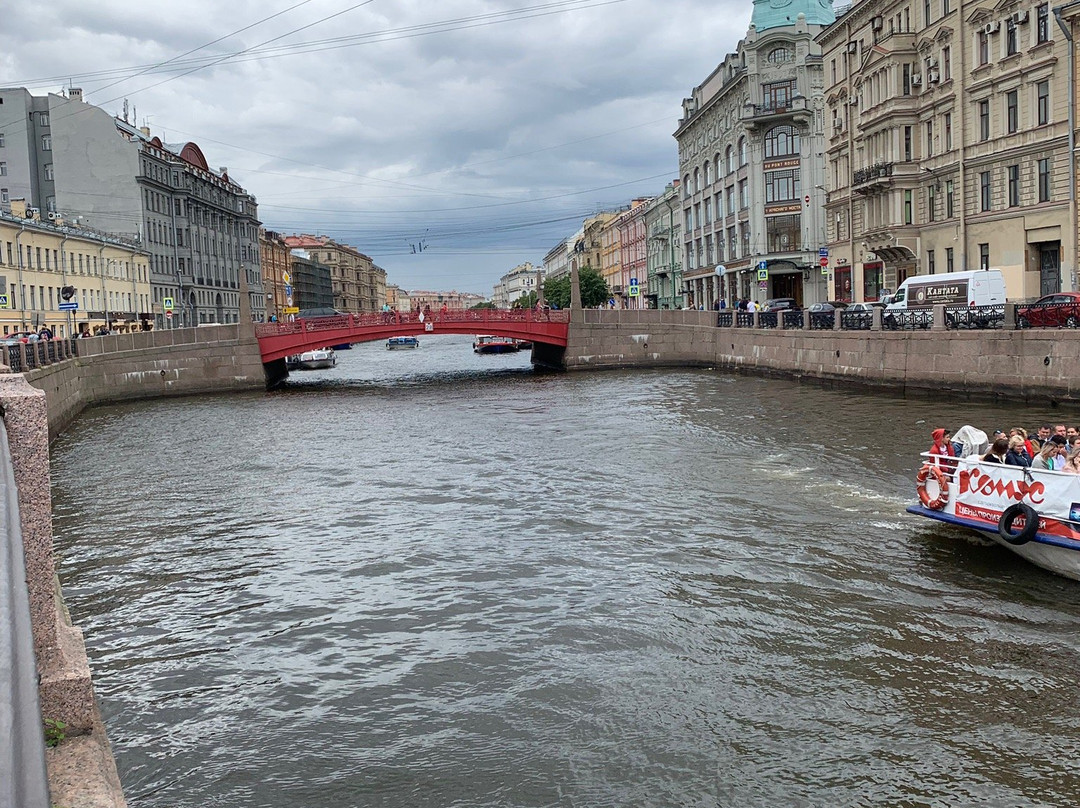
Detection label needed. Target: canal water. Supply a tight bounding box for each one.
[51,334,1080,807]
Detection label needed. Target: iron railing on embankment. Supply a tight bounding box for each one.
[715,304,1056,332]
[0,337,79,373]
[0,419,50,807]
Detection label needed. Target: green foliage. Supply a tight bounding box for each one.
[512,290,538,308]
[44,718,67,748]
[542,266,611,309]
[470,301,497,309]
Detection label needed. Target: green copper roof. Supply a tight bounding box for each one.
[751,0,835,32]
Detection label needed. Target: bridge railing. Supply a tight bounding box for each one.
[0,338,79,373]
[255,308,569,338]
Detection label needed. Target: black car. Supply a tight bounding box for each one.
[763,297,799,312]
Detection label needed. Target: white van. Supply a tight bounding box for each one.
[885,269,1006,312]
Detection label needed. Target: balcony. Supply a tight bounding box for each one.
[742,95,812,129]
[852,162,894,195]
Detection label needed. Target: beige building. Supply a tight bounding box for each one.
[0,203,150,336]
[819,0,1070,302]
[493,262,541,308]
[282,235,388,313]
[259,229,290,321]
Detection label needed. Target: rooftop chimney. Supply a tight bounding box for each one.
[139,126,151,137]
[68,87,83,102]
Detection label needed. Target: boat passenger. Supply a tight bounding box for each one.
[1064,449,1080,474]
[1010,427,1037,459]
[981,437,1009,464]
[1032,424,1052,449]
[930,428,957,472]
[1005,436,1032,467]
[1033,436,1065,470]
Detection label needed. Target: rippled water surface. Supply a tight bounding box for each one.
[51,334,1080,807]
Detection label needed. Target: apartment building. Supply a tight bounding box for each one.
[615,199,650,308]
[492,261,541,308]
[676,2,833,309]
[645,180,684,309]
[819,0,1070,301]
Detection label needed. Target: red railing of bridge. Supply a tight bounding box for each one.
[255,308,570,362]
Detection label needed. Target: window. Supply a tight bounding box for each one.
[927,249,936,274]
[726,185,734,213]
[904,190,913,224]
[763,81,794,110]
[978,31,989,65]
[980,171,992,211]
[767,46,793,63]
[39,113,49,127]
[738,137,747,165]
[1006,18,1018,55]
[1008,164,1020,206]
[726,147,734,174]
[0,162,5,176]
[1006,90,1018,133]
[1038,157,1051,202]
[703,161,711,187]
[703,197,711,224]
[738,179,748,209]
[766,214,801,252]
[903,63,911,96]
[924,0,932,25]
[765,169,800,202]
[928,184,937,221]
[693,168,700,194]
[0,189,6,205]
[942,0,950,13]
[764,125,800,158]
[44,163,53,181]
[946,179,955,217]
[925,121,933,157]
[979,243,990,271]
[1037,81,1049,125]
[0,132,4,147]
[946,247,954,273]
[979,100,990,140]
[942,46,951,80]
[1037,3,1050,43]
[944,112,953,150]
[904,126,912,161]
[41,135,51,151]
[683,175,691,198]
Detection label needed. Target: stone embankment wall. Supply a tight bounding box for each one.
[563,310,1080,404]
[25,324,267,439]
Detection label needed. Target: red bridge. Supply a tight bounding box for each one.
[254,308,570,362]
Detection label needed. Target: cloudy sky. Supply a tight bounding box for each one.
[1,0,750,294]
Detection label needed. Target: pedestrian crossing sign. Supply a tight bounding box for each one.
[0,294,8,309]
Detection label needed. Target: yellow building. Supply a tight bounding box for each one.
[0,202,150,336]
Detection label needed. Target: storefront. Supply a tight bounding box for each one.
[834,265,853,302]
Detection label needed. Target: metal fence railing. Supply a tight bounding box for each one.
[2,338,78,373]
[736,312,754,328]
[809,310,835,330]
[1015,301,1080,330]
[882,310,934,330]
[840,310,873,330]
[0,422,50,807]
[946,305,1005,330]
[717,312,733,328]
[782,310,804,329]
[757,311,778,329]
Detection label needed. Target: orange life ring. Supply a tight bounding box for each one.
[916,463,950,510]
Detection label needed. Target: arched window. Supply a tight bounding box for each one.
[726,146,735,174]
[693,168,700,193]
[715,153,722,180]
[764,125,800,158]
[683,174,691,198]
[767,46,793,63]
[738,137,747,165]
[703,160,711,187]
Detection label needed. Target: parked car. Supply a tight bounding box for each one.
[845,302,884,313]
[1,331,41,346]
[1016,292,1080,329]
[808,302,847,313]
[763,297,799,312]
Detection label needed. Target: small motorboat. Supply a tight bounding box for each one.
[473,335,519,354]
[387,336,420,350]
[292,348,336,370]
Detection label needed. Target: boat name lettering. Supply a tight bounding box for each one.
[959,468,1044,505]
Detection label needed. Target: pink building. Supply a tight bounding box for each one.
[616,198,651,309]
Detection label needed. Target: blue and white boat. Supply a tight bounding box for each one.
[387,336,420,350]
[908,454,1080,581]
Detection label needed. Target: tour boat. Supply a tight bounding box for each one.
[387,336,420,350]
[907,454,1080,581]
[473,335,519,354]
[289,348,337,370]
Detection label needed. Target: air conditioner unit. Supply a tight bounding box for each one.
[25,207,39,219]
[849,96,860,106]
[871,15,884,30]
[1013,9,1029,23]
[847,41,858,54]
[927,58,938,68]
[911,74,923,86]
[983,21,1000,34]
[927,69,940,83]
[47,211,60,221]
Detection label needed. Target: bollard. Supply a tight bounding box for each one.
[933,304,947,331]
[1003,303,1016,330]
[871,307,882,331]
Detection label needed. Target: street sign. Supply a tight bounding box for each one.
[284,285,293,296]
[286,296,293,306]
[819,248,829,257]
[758,260,767,270]
[757,268,768,281]
[282,271,291,284]
[821,267,829,276]
[58,301,78,311]
[163,296,175,312]
[758,280,768,290]
[628,284,640,297]
[0,294,9,309]
[630,277,638,286]
[165,310,173,319]
[819,257,828,267]
[284,306,299,314]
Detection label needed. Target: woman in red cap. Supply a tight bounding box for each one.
[930,427,956,473]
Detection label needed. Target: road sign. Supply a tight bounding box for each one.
[628,284,640,297]
[163,296,175,312]
[284,306,299,314]
[284,285,293,296]
[58,301,78,311]
[757,268,768,281]
[0,294,9,309]
[286,296,293,306]
[630,277,638,286]
[819,248,829,257]
[758,260,768,270]
[165,310,173,319]
[821,267,829,276]
[282,271,291,284]
[758,280,768,290]
[819,257,828,267]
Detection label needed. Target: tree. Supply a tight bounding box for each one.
[542,266,610,309]
[512,290,538,308]
[470,301,497,309]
